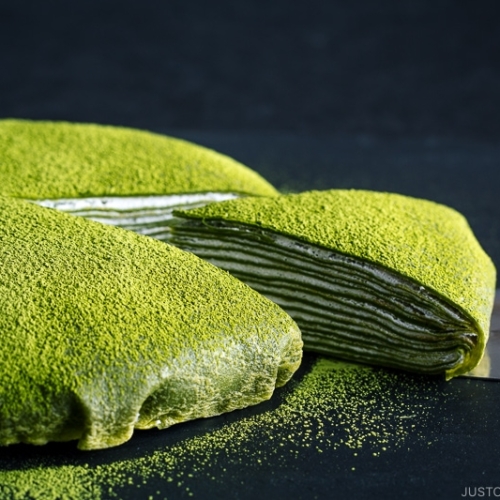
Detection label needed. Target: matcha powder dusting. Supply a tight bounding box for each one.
[0,357,450,499]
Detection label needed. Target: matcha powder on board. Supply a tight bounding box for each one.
[0,358,448,499]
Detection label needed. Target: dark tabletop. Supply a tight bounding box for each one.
[1,1,500,499]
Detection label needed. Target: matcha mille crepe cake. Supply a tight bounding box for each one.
[0,119,278,240]
[0,197,301,450]
[170,189,496,379]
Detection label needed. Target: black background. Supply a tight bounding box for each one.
[1,1,500,499]
[1,0,500,140]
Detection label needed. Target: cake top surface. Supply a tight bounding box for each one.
[176,189,497,335]
[0,196,295,424]
[0,119,278,199]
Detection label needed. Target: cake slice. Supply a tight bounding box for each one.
[0,197,301,450]
[170,189,496,379]
[0,119,278,240]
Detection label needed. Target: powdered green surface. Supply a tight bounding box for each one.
[0,197,301,450]
[176,189,496,338]
[0,119,278,199]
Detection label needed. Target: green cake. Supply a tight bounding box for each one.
[170,189,496,379]
[0,197,302,450]
[0,119,278,240]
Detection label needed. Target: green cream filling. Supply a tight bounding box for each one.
[170,221,478,377]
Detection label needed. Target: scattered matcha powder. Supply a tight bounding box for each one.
[0,358,447,499]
